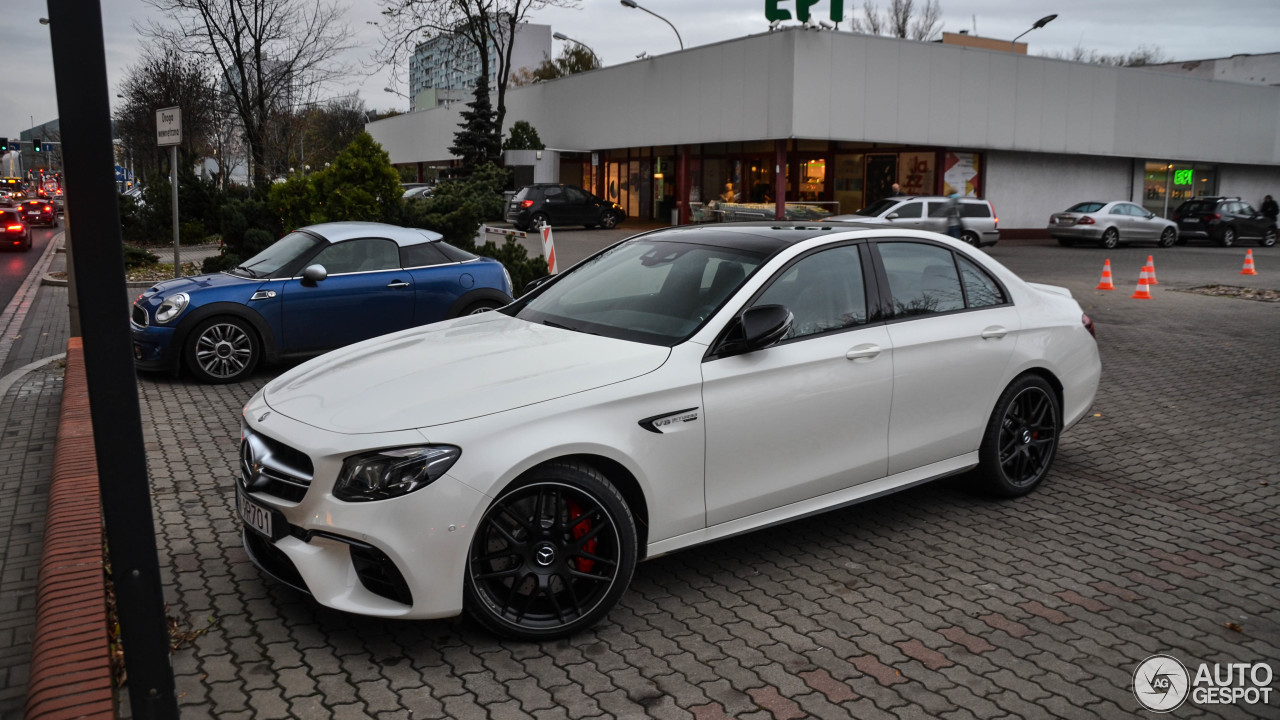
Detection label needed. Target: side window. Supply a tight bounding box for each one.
[878,242,965,317]
[927,201,948,218]
[1109,205,1126,215]
[753,245,866,340]
[564,186,588,204]
[1239,203,1256,215]
[960,203,992,218]
[958,257,1006,308]
[892,202,923,219]
[309,238,401,275]
[400,242,450,268]
[543,186,566,204]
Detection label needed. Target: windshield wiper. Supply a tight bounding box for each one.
[543,320,575,331]
[233,265,260,278]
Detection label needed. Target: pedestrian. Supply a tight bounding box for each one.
[943,194,964,241]
[891,182,902,195]
[1262,194,1279,222]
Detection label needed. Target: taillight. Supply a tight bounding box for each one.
[520,200,534,208]
[1077,216,1095,225]
[44,205,52,212]
[1082,313,1095,338]
[5,224,22,232]
[1209,213,1221,220]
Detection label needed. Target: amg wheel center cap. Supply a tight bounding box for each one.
[534,543,557,567]
[1021,430,1032,444]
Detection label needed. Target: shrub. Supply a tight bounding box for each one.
[201,253,241,274]
[122,244,159,269]
[476,236,548,295]
[242,229,275,258]
[401,163,508,245]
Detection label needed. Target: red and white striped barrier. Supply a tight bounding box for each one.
[540,226,558,274]
[476,224,557,274]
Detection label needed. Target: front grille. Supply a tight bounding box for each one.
[132,304,148,327]
[241,428,314,503]
[350,544,413,606]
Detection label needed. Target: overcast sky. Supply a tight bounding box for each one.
[2,0,1278,142]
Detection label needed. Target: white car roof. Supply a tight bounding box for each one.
[303,222,444,247]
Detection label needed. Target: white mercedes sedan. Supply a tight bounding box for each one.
[236,223,1101,639]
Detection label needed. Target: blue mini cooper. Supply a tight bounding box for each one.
[131,222,514,383]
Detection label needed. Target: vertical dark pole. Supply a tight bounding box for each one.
[774,139,787,220]
[676,146,688,225]
[45,2,179,719]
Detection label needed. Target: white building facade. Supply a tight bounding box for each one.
[374,29,1280,230]
[408,22,552,111]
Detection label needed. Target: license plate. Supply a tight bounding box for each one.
[238,487,273,537]
[1184,218,1199,223]
[1057,217,1074,225]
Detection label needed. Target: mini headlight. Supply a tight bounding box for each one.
[333,445,461,502]
[154,292,189,324]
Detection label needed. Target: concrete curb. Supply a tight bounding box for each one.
[42,274,159,289]
[0,353,66,401]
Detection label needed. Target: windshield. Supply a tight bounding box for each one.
[857,199,900,217]
[513,240,767,345]
[232,231,325,278]
[1067,202,1105,213]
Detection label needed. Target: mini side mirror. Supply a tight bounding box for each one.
[301,264,328,285]
[718,304,793,357]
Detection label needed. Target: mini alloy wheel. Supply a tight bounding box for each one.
[1100,228,1119,249]
[465,463,637,639]
[185,316,260,383]
[976,375,1061,497]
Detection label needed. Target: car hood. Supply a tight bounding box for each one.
[262,313,672,434]
[141,271,262,298]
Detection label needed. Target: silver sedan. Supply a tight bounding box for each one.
[1048,201,1178,249]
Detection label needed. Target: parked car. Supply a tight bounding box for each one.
[131,222,514,383]
[505,183,625,231]
[0,190,15,207]
[826,196,1000,247]
[1048,201,1178,249]
[1171,197,1277,247]
[1,209,31,251]
[401,183,434,200]
[20,199,57,227]
[235,222,1101,639]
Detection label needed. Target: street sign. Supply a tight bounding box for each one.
[156,106,182,146]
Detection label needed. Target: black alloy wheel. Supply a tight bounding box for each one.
[1219,227,1236,247]
[465,462,637,640]
[1158,227,1176,248]
[184,316,260,383]
[1100,228,1120,249]
[530,213,550,230]
[975,375,1061,497]
[600,211,621,230]
[1261,229,1277,248]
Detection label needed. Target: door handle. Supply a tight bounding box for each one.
[981,326,1008,340]
[845,344,881,361]
[386,281,410,289]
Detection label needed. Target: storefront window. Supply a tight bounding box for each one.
[1143,162,1218,217]
[798,158,826,201]
[833,154,863,215]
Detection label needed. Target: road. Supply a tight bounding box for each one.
[0,224,59,312]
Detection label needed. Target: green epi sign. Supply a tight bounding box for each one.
[766,0,845,22]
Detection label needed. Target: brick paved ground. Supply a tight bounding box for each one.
[128,239,1279,719]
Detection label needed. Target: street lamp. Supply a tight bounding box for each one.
[552,31,601,68]
[384,86,407,98]
[1010,14,1057,52]
[620,0,684,51]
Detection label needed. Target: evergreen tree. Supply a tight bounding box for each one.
[449,76,502,172]
[502,121,545,151]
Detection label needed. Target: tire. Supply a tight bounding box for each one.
[530,213,550,230]
[961,230,981,247]
[974,374,1061,498]
[1100,228,1119,249]
[464,461,638,640]
[599,211,621,230]
[1158,228,1176,248]
[1219,227,1236,247]
[1056,238,1075,247]
[461,299,504,315]
[1261,229,1277,248]
[183,316,261,384]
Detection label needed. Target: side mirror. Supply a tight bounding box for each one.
[717,304,793,357]
[301,264,327,286]
[886,213,900,220]
[1146,213,1155,219]
[522,274,553,296]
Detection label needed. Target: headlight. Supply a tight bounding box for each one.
[154,292,189,324]
[333,445,461,502]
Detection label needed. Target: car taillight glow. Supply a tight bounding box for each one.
[520,199,534,208]
[44,205,52,212]
[1077,216,1095,225]
[1082,313,1095,338]
[1210,213,1221,220]
[5,224,22,232]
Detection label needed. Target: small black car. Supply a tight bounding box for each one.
[505,184,625,231]
[1172,197,1276,247]
[20,200,57,228]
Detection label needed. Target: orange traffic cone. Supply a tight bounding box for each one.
[1145,255,1159,285]
[1096,259,1115,290]
[1241,249,1258,276]
[1131,267,1153,299]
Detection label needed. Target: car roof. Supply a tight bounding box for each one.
[889,195,988,202]
[302,222,444,247]
[637,222,883,254]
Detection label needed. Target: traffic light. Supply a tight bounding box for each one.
[0,138,8,152]
[33,138,42,152]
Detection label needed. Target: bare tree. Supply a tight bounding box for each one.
[376,0,577,137]
[140,0,352,192]
[114,49,219,184]
[852,0,941,41]
[1042,43,1166,67]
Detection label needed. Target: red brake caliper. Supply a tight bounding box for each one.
[567,501,597,573]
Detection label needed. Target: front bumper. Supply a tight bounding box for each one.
[130,321,178,371]
[238,394,490,619]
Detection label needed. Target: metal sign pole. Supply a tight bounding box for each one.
[171,145,179,277]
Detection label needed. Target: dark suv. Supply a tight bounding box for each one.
[505,184,625,231]
[1172,197,1277,247]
